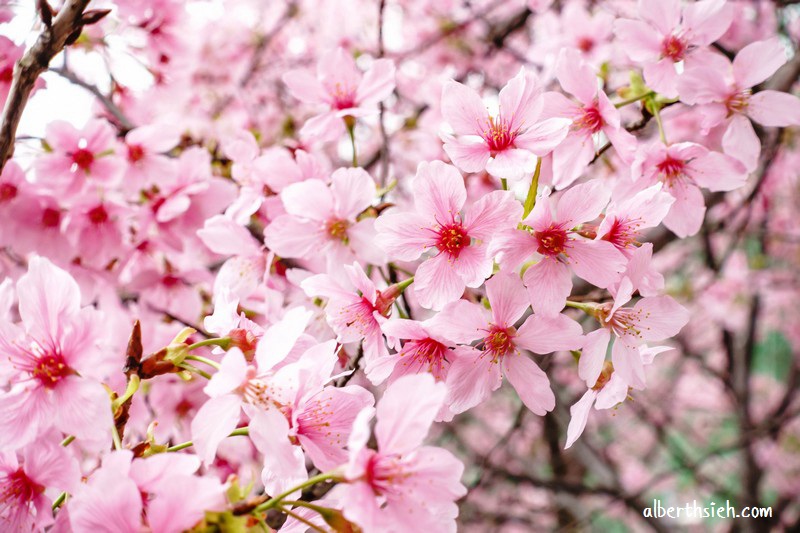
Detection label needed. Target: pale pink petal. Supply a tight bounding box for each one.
[564,389,596,449]
[281,179,334,221]
[513,117,571,155]
[374,210,436,261]
[413,161,466,224]
[567,240,626,288]
[380,318,429,341]
[0,386,52,450]
[499,68,543,129]
[683,0,733,45]
[376,374,445,454]
[677,59,731,105]
[429,300,488,344]
[502,354,555,415]
[604,123,638,164]
[556,179,610,227]
[442,136,491,173]
[594,373,629,408]
[485,148,538,182]
[489,228,536,271]
[356,58,396,105]
[69,477,142,533]
[578,328,610,387]
[53,377,112,443]
[539,91,581,120]
[640,0,681,36]
[249,409,308,500]
[256,307,312,370]
[263,215,324,259]
[204,348,247,397]
[555,48,597,104]
[198,215,260,256]
[485,271,530,326]
[147,476,225,533]
[453,243,494,287]
[633,295,690,342]
[643,58,679,99]
[299,112,344,142]
[747,90,800,127]
[732,38,786,89]
[722,114,760,173]
[663,181,706,237]
[551,133,594,188]
[611,340,646,389]
[330,167,376,220]
[16,256,81,340]
[444,348,502,414]
[522,258,572,316]
[413,253,467,311]
[464,190,522,241]
[687,151,747,192]
[441,80,488,136]
[516,313,584,354]
[614,19,661,62]
[282,69,328,104]
[190,394,242,464]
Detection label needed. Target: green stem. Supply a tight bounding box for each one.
[166,427,249,452]
[112,374,140,411]
[347,123,358,167]
[395,276,414,292]
[111,423,122,451]
[280,507,327,533]
[650,97,668,144]
[186,337,231,352]
[52,491,67,510]
[500,178,508,191]
[282,500,338,514]
[61,435,75,447]
[614,90,654,108]
[522,158,542,219]
[253,471,342,513]
[565,300,597,313]
[177,362,212,380]
[185,354,221,370]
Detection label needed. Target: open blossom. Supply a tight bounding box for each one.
[0,257,112,450]
[334,374,466,533]
[34,119,123,195]
[578,290,689,391]
[596,184,674,256]
[564,361,630,449]
[0,440,80,531]
[542,49,637,188]
[265,167,384,273]
[122,123,180,192]
[491,180,627,316]
[283,48,396,142]
[431,273,583,416]
[375,161,522,310]
[302,263,400,384]
[630,141,747,237]
[441,68,570,181]
[380,318,457,384]
[678,38,800,171]
[615,0,733,98]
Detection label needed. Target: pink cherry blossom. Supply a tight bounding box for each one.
[596,183,674,255]
[0,256,112,450]
[283,48,396,142]
[564,362,629,449]
[491,179,627,316]
[376,160,522,310]
[542,48,638,188]
[334,374,466,532]
[441,68,570,181]
[615,0,733,98]
[678,39,800,171]
[431,272,583,415]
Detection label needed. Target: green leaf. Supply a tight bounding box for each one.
[751,330,792,382]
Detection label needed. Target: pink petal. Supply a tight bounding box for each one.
[190,394,242,464]
[330,167,376,220]
[356,58,396,106]
[464,190,522,241]
[453,243,494,287]
[486,272,529,326]
[733,37,786,89]
[567,240,626,289]
[564,389,596,449]
[663,180,706,237]
[499,68,543,127]
[429,300,488,344]
[513,117,571,155]
[611,340,646,389]
[16,256,81,341]
[413,161,467,224]
[444,348,502,414]
[722,114,760,173]
[502,354,555,415]
[594,373,629,408]
[555,48,597,104]
[281,179,334,221]
[614,19,661,62]
[643,58,679,99]
[551,132,595,189]
[578,328,610,387]
[198,215,260,256]
[256,307,312,370]
[489,228,536,271]
[0,386,52,450]
[640,0,681,36]
[282,69,327,104]
[683,0,733,46]
[413,253,467,311]
[376,374,445,454]
[633,295,690,342]
[485,148,537,181]
[374,210,435,261]
[747,90,800,127]
[677,56,731,105]
[53,377,113,443]
[204,348,247,397]
[442,136,491,173]
[688,151,747,192]
[556,179,610,227]
[516,313,584,354]
[299,111,344,142]
[522,258,572,316]
[441,80,487,136]
[249,409,308,500]
[263,215,324,259]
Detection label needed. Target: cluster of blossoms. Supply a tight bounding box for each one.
[1,0,799,531]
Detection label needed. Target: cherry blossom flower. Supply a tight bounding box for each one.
[334,374,466,532]
[431,272,583,415]
[678,39,800,171]
[596,183,674,256]
[490,179,627,316]
[564,362,630,449]
[630,141,748,237]
[615,0,733,98]
[0,257,112,450]
[376,160,522,310]
[265,167,384,274]
[283,48,396,142]
[441,68,571,181]
[542,49,638,188]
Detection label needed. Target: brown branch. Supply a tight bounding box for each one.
[49,66,134,132]
[0,0,94,171]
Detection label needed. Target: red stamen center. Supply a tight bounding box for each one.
[535,225,568,256]
[0,182,17,202]
[483,116,516,153]
[661,35,687,62]
[71,148,95,171]
[436,223,469,258]
[41,208,61,228]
